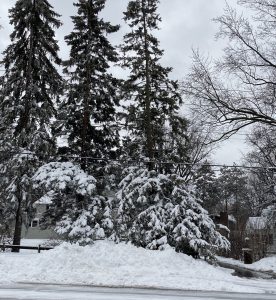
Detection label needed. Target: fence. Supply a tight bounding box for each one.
[0,244,53,253]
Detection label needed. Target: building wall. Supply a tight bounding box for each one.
[21,225,58,239]
[21,203,59,240]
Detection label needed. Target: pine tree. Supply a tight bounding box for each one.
[33,0,121,244]
[0,0,63,249]
[116,167,229,255]
[58,0,120,171]
[194,162,220,214]
[115,0,229,256]
[121,0,183,163]
[217,166,250,216]
[33,162,114,244]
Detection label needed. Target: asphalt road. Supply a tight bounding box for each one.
[0,284,275,300]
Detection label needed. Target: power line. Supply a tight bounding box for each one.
[0,151,275,171]
[0,69,272,93]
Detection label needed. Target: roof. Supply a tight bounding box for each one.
[245,217,268,231]
[228,214,237,224]
[34,191,55,206]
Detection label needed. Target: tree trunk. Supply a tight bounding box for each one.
[80,1,93,172]
[12,198,22,252]
[142,0,154,169]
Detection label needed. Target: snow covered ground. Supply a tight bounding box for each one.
[0,241,276,294]
[1,285,276,300]
[217,255,276,273]
[251,256,276,273]
[20,239,49,247]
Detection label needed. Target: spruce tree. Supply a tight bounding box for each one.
[35,0,121,244]
[58,0,120,170]
[32,162,114,244]
[121,0,183,162]
[0,0,62,249]
[217,166,250,214]
[116,167,229,255]
[194,162,220,214]
[115,0,229,256]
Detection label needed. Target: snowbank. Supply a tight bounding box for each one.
[251,256,276,272]
[240,256,276,273]
[217,255,276,274]
[0,241,275,293]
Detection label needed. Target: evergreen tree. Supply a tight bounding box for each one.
[245,126,276,216]
[35,0,121,244]
[58,0,120,171]
[121,0,183,162]
[114,0,228,257]
[116,167,229,255]
[0,160,12,241]
[194,162,220,214]
[0,0,62,249]
[33,162,114,244]
[217,166,250,217]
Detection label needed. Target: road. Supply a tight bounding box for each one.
[0,284,275,300]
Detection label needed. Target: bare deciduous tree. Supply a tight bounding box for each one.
[183,0,276,142]
[245,126,276,213]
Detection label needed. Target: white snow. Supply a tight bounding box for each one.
[220,255,276,273]
[20,239,49,247]
[251,256,276,273]
[0,241,276,294]
[34,191,55,205]
[217,255,276,274]
[245,217,268,231]
[33,162,97,196]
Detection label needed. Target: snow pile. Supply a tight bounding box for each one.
[0,241,274,293]
[217,255,276,274]
[250,256,276,273]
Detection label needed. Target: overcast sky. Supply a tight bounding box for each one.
[0,0,250,165]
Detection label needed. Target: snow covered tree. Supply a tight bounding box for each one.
[114,0,227,257]
[0,0,63,249]
[116,167,229,256]
[0,162,12,241]
[167,182,229,256]
[58,0,120,171]
[116,167,169,244]
[45,0,122,242]
[194,162,220,214]
[217,166,251,218]
[33,162,114,244]
[120,0,183,162]
[245,126,276,215]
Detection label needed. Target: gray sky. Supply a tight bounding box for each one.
[0,0,249,164]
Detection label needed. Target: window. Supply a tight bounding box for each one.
[31,219,39,228]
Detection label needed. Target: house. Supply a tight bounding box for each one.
[21,193,58,240]
[246,216,268,231]
[244,216,275,260]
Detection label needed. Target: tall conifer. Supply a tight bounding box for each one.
[36,0,121,243]
[115,0,229,255]
[121,0,183,163]
[0,0,62,248]
[59,0,120,170]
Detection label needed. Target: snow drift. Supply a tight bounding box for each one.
[0,240,274,293]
